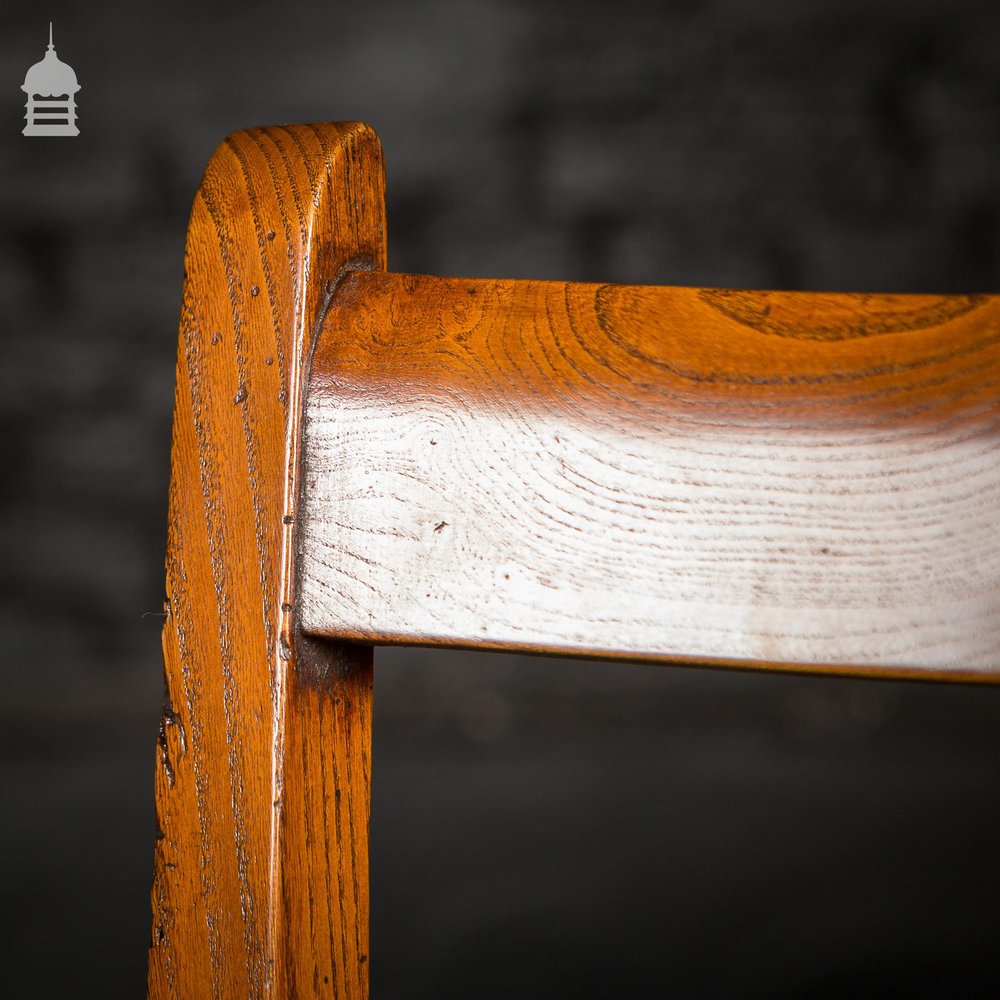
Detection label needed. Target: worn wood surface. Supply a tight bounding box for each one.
[148,123,385,999]
[300,272,1000,679]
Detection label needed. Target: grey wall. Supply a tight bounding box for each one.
[2,1,1000,996]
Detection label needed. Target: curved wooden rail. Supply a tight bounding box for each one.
[299,272,1000,680]
[149,123,385,1000]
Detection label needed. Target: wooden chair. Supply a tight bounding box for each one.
[147,122,1000,999]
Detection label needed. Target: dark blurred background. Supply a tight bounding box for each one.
[3,0,1000,996]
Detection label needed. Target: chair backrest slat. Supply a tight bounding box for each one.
[299,270,1000,680]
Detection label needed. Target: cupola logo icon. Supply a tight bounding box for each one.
[22,23,80,137]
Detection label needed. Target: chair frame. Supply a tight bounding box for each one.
[148,122,1000,999]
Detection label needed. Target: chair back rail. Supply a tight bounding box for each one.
[299,271,1000,681]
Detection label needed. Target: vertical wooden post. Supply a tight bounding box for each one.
[148,123,386,999]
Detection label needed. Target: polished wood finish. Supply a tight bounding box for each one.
[299,272,1000,680]
[149,123,385,999]
[153,119,1000,998]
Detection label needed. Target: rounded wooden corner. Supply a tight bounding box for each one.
[150,122,384,999]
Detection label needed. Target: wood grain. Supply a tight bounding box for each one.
[300,272,1000,680]
[149,123,385,999]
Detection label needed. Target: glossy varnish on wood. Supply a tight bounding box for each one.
[149,123,385,999]
[300,273,1000,679]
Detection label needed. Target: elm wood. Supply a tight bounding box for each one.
[148,123,385,1000]
[299,272,1000,680]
